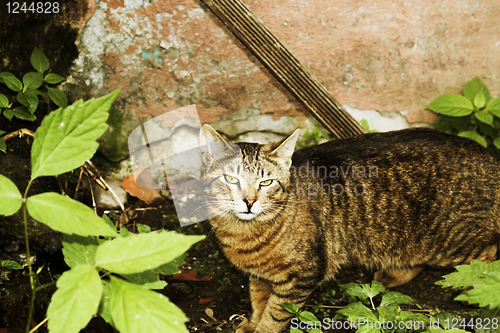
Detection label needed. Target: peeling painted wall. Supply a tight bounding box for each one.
[69,0,500,141]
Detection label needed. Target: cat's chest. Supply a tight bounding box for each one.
[217,226,309,282]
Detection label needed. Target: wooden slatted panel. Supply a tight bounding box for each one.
[201,0,366,139]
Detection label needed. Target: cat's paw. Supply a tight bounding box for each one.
[235,318,257,333]
[374,267,424,288]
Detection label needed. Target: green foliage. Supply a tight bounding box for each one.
[361,119,379,133]
[0,47,68,153]
[428,77,500,149]
[0,90,204,333]
[286,281,477,333]
[438,260,500,309]
[282,302,323,333]
[0,174,23,216]
[30,90,119,179]
[0,47,67,120]
[297,126,330,149]
[1,259,24,270]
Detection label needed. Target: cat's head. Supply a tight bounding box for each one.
[199,124,299,222]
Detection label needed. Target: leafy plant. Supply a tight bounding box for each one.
[361,119,379,133]
[428,77,500,149]
[1,259,24,270]
[0,90,204,333]
[437,260,500,333]
[285,281,471,333]
[282,302,323,333]
[297,126,330,149]
[0,47,67,153]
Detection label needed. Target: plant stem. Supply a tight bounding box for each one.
[23,180,35,333]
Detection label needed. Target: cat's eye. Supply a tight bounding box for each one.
[224,175,239,184]
[259,179,273,187]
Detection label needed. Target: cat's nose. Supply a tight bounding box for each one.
[243,198,255,208]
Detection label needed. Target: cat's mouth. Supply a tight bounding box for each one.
[235,212,258,220]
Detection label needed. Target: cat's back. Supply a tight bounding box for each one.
[292,127,499,169]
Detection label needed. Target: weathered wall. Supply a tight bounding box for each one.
[67,0,500,147]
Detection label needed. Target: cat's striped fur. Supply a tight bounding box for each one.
[200,124,500,333]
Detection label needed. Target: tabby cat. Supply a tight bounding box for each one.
[199,124,500,333]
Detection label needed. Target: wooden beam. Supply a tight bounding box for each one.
[201,0,366,139]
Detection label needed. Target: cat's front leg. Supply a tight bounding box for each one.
[251,282,315,333]
[236,276,272,333]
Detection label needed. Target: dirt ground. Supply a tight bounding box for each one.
[0,139,482,333]
[0,198,481,333]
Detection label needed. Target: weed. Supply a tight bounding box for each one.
[0,47,68,153]
[0,91,203,333]
[428,77,500,151]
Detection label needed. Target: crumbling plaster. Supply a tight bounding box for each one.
[70,0,500,135]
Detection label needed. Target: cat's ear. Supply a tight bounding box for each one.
[270,129,300,168]
[199,124,235,165]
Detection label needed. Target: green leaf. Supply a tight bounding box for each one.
[475,308,500,333]
[427,94,474,117]
[11,106,36,121]
[121,270,167,290]
[0,174,23,216]
[62,234,100,268]
[119,224,130,237]
[44,73,66,84]
[297,310,320,323]
[0,72,22,92]
[340,281,385,300]
[3,109,14,121]
[137,223,151,233]
[463,77,491,103]
[380,291,415,307]
[478,123,498,139]
[340,283,366,299]
[102,214,117,231]
[450,116,469,129]
[475,110,493,126]
[455,273,500,308]
[30,89,120,180]
[97,280,113,324]
[434,116,453,134]
[154,253,188,276]
[494,137,500,150]
[109,276,188,333]
[95,232,204,274]
[47,87,68,108]
[457,130,487,148]
[487,98,500,118]
[0,138,6,154]
[376,306,396,323]
[1,259,23,270]
[336,303,378,322]
[17,91,39,113]
[357,325,381,333]
[437,260,500,288]
[0,93,9,108]
[22,72,44,91]
[31,47,50,72]
[47,266,103,333]
[27,192,118,237]
[474,90,486,109]
[399,310,430,324]
[290,329,302,333]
